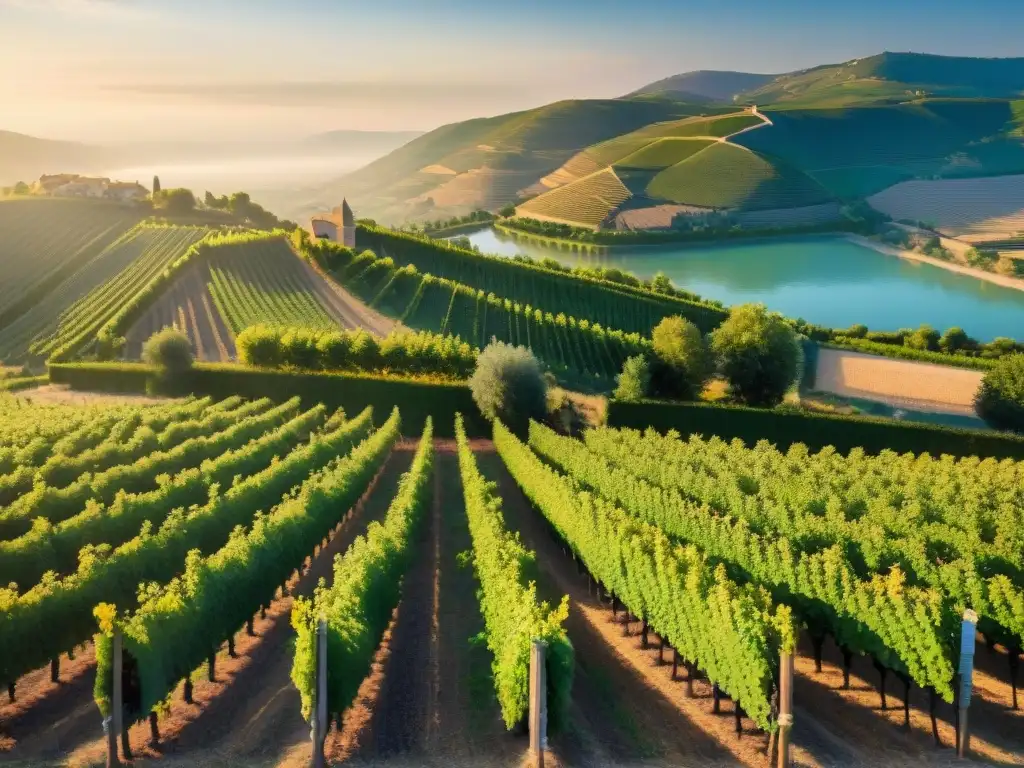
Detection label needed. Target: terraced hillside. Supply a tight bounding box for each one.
[734,100,1024,198]
[867,175,1024,240]
[516,168,632,229]
[0,225,209,364]
[124,236,393,362]
[539,111,764,190]
[0,198,144,331]
[314,98,717,223]
[646,143,832,210]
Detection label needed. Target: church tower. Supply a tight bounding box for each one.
[341,199,356,248]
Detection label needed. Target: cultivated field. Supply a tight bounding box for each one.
[814,347,985,415]
[615,138,715,169]
[124,237,393,361]
[0,199,143,321]
[867,175,1024,240]
[646,143,833,210]
[2,392,1021,768]
[0,225,210,364]
[515,168,632,229]
[538,111,764,191]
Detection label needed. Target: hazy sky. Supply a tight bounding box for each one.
[3,0,1024,143]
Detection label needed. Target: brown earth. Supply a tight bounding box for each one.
[814,347,984,416]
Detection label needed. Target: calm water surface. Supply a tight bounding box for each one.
[461,229,1024,342]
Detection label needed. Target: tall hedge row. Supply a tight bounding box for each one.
[607,399,1024,460]
[48,363,486,438]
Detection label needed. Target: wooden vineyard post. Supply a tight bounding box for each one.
[529,640,548,768]
[311,618,328,768]
[777,650,794,768]
[957,610,978,759]
[105,631,122,768]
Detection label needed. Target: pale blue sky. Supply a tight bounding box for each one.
[3,0,1024,142]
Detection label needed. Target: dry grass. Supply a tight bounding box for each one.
[814,348,984,416]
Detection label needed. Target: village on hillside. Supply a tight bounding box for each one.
[2,174,150,202]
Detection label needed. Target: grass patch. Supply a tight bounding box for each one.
[646,144,832,210]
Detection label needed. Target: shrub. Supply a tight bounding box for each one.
[939,326,973,354]
[710,304,799,407]
[236,325,284,368]
[650,316,712,399]
[615,355,651,401]
[235,325,477,379]
[975,354,1024,433]
[470,342,547,434]
[141,327,193,373]
[904,324,940,352]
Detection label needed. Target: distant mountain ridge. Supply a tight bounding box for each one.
[633,52,1024,108]
[0,131,106,186]
[626,70,778,102]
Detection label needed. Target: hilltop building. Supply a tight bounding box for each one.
[311,199,356,248]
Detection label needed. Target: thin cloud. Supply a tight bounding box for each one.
[0,0,150,17]
[105,80,535,108]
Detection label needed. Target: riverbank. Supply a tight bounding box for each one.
[844,233,1024,294]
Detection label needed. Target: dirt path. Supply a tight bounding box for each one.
[0,645,99,756]
[791,635,1021,767]
[328,442,520,766]
[814,346,984,416]
[296,252,397,338]
[13,384,177,406]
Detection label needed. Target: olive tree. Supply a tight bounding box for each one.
[710,304,799,407]
[470,342,547,434]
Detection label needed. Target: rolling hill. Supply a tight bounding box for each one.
[626,70,777,102]
[733,99,1024,197]
[312,98,724,224]
[514,109,833,228]
[0,132,107,186]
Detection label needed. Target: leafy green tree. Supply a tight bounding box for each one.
[615,354,650,401]
[939,326,972,354]
[975,354,1024,433]
[470,342,547,434]
[650,272,673,294]
[142,327,193,373]
[13,181,29,195]
[904,324,940,351]
[152,188,196,215]
[498,203,517,218]
[710,304,799,407]
[651,315,713,400]
[152,176,161,195]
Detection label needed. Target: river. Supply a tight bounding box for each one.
[459,228,1024,342]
